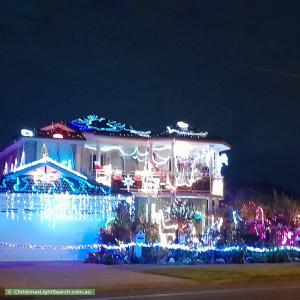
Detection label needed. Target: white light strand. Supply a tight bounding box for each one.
[167,126,208,137]
[152,156,170,166]
[100,146,148,158]
[153,150,170,161]
[152,146,172,151]
[1,242,299,253]
[10,157,87,180]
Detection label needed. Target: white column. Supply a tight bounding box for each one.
[171,139,176,187]
[75,144,82,172]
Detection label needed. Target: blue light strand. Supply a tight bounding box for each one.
[0,175,112,196]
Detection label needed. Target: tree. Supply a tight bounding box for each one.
[169,198,195,242]
[99,201,139,244]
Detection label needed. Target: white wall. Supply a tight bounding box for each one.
[0,193,119,261]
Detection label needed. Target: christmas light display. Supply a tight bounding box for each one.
[152,155,170,166]
[282,230,294,245]
[100,146,148,163]
[177,121,189,129]
[232,210,243,228]
[34,128,85,140]
[2,190,131,225]
[215,153,229,176]
[166,126,208,138]
[10,156,87,181]
[0,157,121,196]
[212,178,224,196]
[152,208,178,245]
[0,117,232,262]
[20,150,25,167]
[152,145,172,151]
[21,129,34,137]
[69,115,151,137]
[173,146,211,189]
[52,133,64,139]
[3,162,8,175]
[122,175,135,192]
[255,206,266,240]
[4,116,229,199]
[1,241,299,254]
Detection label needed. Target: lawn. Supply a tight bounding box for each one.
[143,264,300,283]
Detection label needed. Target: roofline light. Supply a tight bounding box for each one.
[177,121,189,129]
[21,129,34,137]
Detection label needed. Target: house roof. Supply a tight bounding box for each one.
[1,157,112,195]
[1,115,230,154]
[151,124,231,149]
[34,123,86,140]
[68,115,230,147]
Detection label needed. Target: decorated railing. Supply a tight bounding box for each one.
[94,169,221,195]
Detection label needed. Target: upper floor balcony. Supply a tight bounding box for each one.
[94,166,224,197]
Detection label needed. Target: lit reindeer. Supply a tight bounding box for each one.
[152,209,178,245]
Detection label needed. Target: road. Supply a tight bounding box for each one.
[86,285,300,300]
[1,263,300,300]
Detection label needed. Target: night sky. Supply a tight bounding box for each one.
[1,1,300,193]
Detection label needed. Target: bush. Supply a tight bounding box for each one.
[102,253,117,265]
[85,252,101,264]
[87,245,298,265]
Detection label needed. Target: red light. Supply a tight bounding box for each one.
[113,175,123,181]
[53,133,64,139]
[133,176,141,182]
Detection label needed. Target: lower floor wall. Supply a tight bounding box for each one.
[0,193,119,261]
[0,193,215,261]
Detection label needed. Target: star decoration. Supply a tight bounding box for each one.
[122,175,135,192]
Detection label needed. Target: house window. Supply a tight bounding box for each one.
[101,153,105,166]
[91,154,96,170]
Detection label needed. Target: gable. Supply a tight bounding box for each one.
[40,123,76,132]
[1,157,111,195]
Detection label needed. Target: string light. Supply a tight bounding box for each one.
[152,146,172,151]
[152,155,170,166]
[100,146,148,158]
[166,126,208,138]
[34,128,85,140]
[177,121,189,129]
[69,115,151,138]
[255,206,266,240]
[122,175,135,192]
[10,157,87,181]
[20,129,34,137]
[212,178,224,197]
[3,192,130,226]
[1,242,299,253]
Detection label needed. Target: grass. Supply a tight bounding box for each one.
[143,264,300,284]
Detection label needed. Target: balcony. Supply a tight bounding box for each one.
[94,167,218,196]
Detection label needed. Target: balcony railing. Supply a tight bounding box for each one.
[94,168,216,194]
